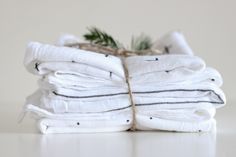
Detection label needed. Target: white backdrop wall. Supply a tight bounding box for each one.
[0,0,235,104]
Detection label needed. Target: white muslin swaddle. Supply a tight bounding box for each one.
[22,31,226,133]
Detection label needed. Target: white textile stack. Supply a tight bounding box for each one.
[22,32,226,134]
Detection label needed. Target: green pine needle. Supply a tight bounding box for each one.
[83,27,121,49]
[83,26,153,53]
[131,33,153,51]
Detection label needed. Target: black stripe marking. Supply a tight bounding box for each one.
[99,105,132,113]
[135,100,223,106]
[73,105,132,114]
[52,91,129,98]
[52,89,224,105]
[134,89,224,106]
[133,89,219,94]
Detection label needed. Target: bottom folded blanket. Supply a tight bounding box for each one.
[24,103,216,134]
[21,82,224,134]
[136,114,216,132]
[25,104,133,134]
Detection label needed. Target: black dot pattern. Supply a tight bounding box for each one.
[164,46,170,54]
[35,63,39,71]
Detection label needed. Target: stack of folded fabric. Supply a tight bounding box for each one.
[23,42,132,134]
[22,32,226,134]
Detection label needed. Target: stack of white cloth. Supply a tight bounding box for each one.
[22,31,226,134]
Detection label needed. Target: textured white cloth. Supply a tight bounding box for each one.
[55,34,81,47]
[24,90,132,134]
[22,32,226,133]
[152,31,194,55]
[24,42,125,78]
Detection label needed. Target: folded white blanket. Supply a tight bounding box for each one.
[25,88,217,133]
[152,31,194,55]
[35,69,224,112]
[27,105,132,134]
[24,42,125,78]
[23,32,226,133]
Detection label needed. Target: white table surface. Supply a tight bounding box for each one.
[0,101,235,157]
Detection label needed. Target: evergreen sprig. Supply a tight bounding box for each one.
[131,34,153,51]
[83,26,153,52]
[83,27,121,49]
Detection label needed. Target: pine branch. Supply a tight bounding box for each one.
[83,27,121,49]
[83,26,155,55]
[131,33,153,51]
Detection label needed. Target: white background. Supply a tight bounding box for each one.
[0,0,235,104]
[0,1,235,156]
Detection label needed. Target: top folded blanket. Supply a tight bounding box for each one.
[24,41,225,110]
[25,42,205,81]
